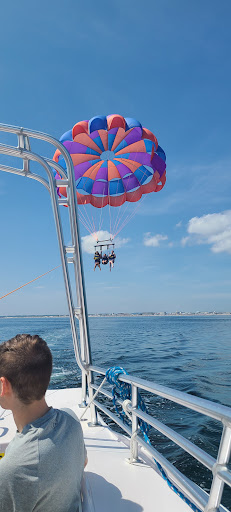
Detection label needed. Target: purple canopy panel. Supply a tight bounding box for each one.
[128,152,151,166]
[94,166,109,180]
[122,174,140,192]
[89,130,100,140]
[108,128,118,135]
[63,141,88,154]
[74,161,92,180]
[151,154,166,177]
[116,162,134,178]
[124,127,142,145]
[92,181,109,196]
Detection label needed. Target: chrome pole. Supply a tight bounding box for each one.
[205,425,231,512]
[130,384,138,462]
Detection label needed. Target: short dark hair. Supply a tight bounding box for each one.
[0,334,52,404]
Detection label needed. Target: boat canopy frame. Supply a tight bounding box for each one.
[0,123,96,419]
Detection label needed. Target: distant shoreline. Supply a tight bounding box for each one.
[1,312,231,319]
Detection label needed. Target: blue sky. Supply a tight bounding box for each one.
[0,0,231,315]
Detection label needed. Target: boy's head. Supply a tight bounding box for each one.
[0,334,52,405]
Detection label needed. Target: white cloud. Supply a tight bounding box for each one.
[81,230,129,254]
[181,236,190,247]
[182,210,231,254]
[176,221,182,228]
[144,233,168,247]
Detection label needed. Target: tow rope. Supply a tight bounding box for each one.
[0,265,61,301]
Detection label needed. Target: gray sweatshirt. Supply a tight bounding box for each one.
[0,408,85,512]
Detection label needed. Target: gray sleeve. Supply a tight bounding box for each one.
[0,457,38,512]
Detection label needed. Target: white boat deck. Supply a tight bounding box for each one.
[0,387,201,512]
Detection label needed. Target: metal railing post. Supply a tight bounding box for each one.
[80,371,87,408]
[205,425,231,512]
[130,384,139,462]
[87,372,98,426]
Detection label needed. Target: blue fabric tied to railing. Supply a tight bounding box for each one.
[105,366,202,512]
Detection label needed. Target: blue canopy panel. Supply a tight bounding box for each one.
[156,145,166,162]
[108,132,117,150]
[59,129,73,143]
[90,131,105,152]
[109,179,124,195]
[134,166,153,185]
[89,116,107,134]
[77,177,94,194]
[143,139,154,154]
[124,118,142,130]
[57,156,67,169]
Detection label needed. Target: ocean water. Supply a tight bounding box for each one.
[0,315,230,509]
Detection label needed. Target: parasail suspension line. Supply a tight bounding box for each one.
[114,196,146,238]
[78,209,95,236]
[110,176,124,237]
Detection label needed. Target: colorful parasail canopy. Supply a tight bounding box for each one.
[53,114,166,209]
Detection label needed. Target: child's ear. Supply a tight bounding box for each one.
[0,376,12,396]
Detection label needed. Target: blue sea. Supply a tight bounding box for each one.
[0,315,230,509]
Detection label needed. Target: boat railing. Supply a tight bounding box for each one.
[88,364,231,512]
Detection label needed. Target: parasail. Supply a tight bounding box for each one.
[53,114,166,240]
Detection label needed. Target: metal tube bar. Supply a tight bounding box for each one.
[65,177,95,414]
[205,425,231,512]
[89,365,231,425]
[121,376,231,425]
[136,433,208,512]
[131,407,215,471]
[93,399,132,437]
[131,385,138,461]
[66,177,92,367]
[46,158,67,180]
[89,366,105,375]
[217,469,231,487]
[90,381,215,471]
[80,371,87,407]
[87,374,98,426]
[0,162,50,191]
[45,161,87,373]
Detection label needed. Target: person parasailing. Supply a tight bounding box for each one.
[94,251,101,271]
[101,253,108,265]
[108,250,116,271]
